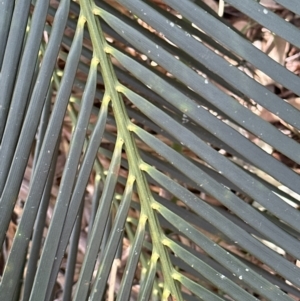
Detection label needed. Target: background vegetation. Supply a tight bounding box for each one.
[1,0,300,300]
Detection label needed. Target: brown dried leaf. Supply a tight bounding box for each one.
[254,33,289,85]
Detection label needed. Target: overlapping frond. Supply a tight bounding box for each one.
[1,0,300,300]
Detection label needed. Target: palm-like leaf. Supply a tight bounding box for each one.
[1,0,300,300]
